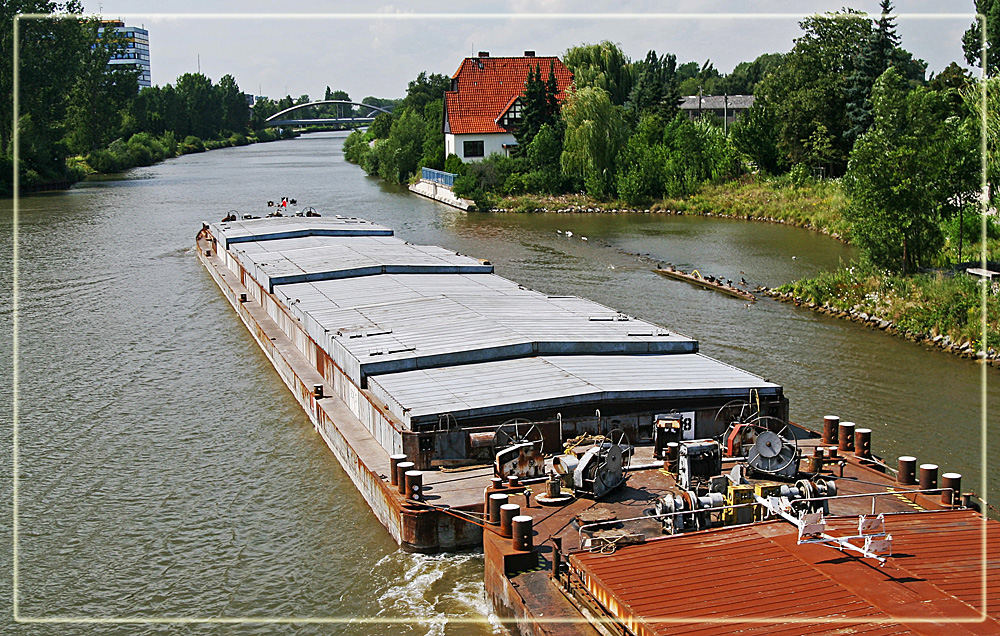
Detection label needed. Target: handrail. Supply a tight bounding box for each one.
[575,487,958,550]
[421,167,456,187]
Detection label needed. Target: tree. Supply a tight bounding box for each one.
[843,1,927,148]
[175,73,222,138]
[845,68,979,273]
[563,42,634,106]
[515,62,561,150]
[963,77,1000,208]
[730,100,782,173]
[400,71,450,114]
[217,74,248,133]
[720,53,785,95]
[963,0,1000,76]
[2,1,93,186]
[372,107,425,183]
[627,50,680,118]
[756,10,875,174]
[368,112,393,139]
[63,19,138,154]
[419,99,445,170]
[677,60,722,96]
[560,86,627,198]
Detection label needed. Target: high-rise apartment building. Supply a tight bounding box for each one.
[99,20,151,89]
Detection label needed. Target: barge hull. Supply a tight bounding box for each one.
[196,241,481,552]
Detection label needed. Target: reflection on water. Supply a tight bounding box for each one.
[0,131,994,634]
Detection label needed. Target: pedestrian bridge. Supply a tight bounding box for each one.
[264,100,392,127]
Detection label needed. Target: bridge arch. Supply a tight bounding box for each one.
[264,100,392,123]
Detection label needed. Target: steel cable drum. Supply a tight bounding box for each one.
[746,418,799,479]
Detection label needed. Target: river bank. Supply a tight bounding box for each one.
[487,178,1000,366]
[760,262,1000,366]
[494,177,851,241]
[8,128,298,197]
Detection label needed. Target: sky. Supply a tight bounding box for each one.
[74,1,979,101]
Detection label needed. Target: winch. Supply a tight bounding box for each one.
[552,429,631,499]
[677,439,722,490]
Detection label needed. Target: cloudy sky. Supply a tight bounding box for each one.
[74,1,978,101]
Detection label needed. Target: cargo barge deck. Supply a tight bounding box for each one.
[197,212,998,633]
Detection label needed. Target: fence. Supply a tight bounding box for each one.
[421,167,456,187]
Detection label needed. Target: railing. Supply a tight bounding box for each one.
[421,167,456,187]
[575,487,960,551]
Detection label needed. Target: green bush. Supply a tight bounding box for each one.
[343,130,370,164]
[788,163,811,187]
[444,153,463,174]
[159,131,178,157]
[86,148,117,173]
[179,135,205,154]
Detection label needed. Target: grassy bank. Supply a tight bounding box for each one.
[495,176,852,240]
[774,262,1000,356]
[13,128,296,195]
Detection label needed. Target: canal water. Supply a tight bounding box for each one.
[1,131,995,634]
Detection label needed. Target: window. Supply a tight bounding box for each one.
[463,140,484,158]
[499,98,523,127]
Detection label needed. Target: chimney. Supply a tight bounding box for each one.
[524,50,535,57]
[478,51,490,58]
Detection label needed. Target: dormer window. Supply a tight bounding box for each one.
[498,98,524,128]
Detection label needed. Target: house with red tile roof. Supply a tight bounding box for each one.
[443,51,573,162]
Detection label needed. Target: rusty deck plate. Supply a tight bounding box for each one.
[568,508,999,635]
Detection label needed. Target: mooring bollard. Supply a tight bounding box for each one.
[404,470,423,501]
[854,428,872,459]
[941,473,961,506]
[489,493,508,525]
[395,461,414,495]
[389,454,408,486]
[499,503,520,538]
[897,456,916,485]
[512,515,533,552]
[665,442,679,473]
[919,463,939,491]
[822,415,839,445]
[838,422,855,452]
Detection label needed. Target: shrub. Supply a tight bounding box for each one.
[444,153,463,174]
[86,148,117,173]
[788,163,811,187]
[179,135,205,154]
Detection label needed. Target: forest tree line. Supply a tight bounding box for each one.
[2,1,396,194]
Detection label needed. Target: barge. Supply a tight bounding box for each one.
[197,212,998,633]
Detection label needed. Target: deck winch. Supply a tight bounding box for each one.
[656,476,838,535]
[677,439,722,490]
[493,420,545,480]
[553,429,631,499]
[655,490,725,534]
[722,415,801,480]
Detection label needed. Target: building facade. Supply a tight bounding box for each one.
[443,51,573,162]
[99,20,151,89]
[678,94,754,129]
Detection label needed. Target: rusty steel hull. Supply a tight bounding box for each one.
[197,237,482,552]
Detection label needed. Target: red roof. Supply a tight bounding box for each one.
[569,508,1000,635]
[444,55,573,135]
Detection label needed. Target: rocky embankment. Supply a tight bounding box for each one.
[757,285,999,366]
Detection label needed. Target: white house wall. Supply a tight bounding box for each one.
[445,132,516,162]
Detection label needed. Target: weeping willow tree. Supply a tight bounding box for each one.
[559,86,627,199]
[562,41,635,106]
